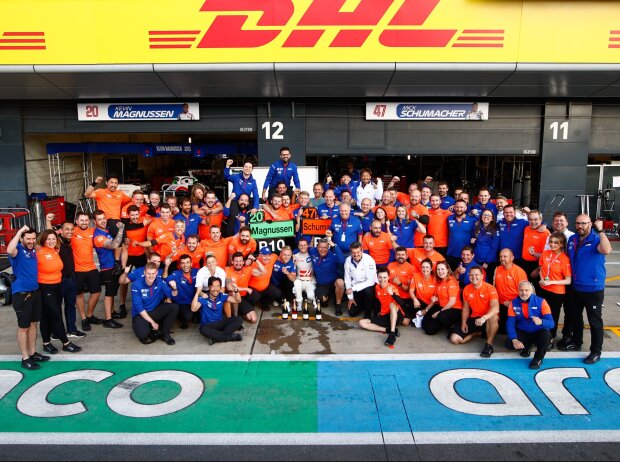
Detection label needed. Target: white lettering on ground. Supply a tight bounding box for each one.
[17,370,113,417]
[535,368,590,415]
[0,370,22,400]
[429,369,540,416]
[604,368,620,396]
[106,370,204,418]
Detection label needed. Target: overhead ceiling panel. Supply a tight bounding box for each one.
[0,65,72,99]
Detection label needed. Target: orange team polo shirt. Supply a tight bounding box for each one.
[387,261,415,298]
[463,282,499,318]
[435,277,463,309]
[205,205,224,228]
[147,218,175,254]
[375,283,405,316]
[72,226,96,272]
[172,246,205,269]
[265,206,293,221]
[428,208,451,248]
[202,237,232,268]
[411,273,436,305]
[539,250,572,295]
[249,254,278,291]
[225,265,253,296]
[155,233,186,259]
[36,246,63,284]
[93,188,132,220]
[522,226,551,262]
[409,204,429,246]
[494,264,528,304]
[121,203,148,220]
[228,236,257,260]
[508,299,552,319]
[373,205,396,221]
[397,192,411,207]
[407,248,445,273]
[362,231,393,265]
[126,226,147,257]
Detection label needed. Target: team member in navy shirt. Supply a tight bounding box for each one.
[446,200,476,271]
[470,188,498,218]
[131,262,179,345]
[224,158,260,211]
[317,189,339,219]
[174,197,203,238]
[165,254,198,329]
[437,181,455,211]
[223,192,251,236]
[309,236,346,314]
[8,226,47,370]
[193,276,243,344]
[560,215,611,364]
[354,198,375,234]
[330,203,363,254]
[262,146,300,200]
[497,205,529,267]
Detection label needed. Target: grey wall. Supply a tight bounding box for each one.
[539,102,592,224]
[0,107,27,208]
[257,102,306,170]
[590,105,620,154]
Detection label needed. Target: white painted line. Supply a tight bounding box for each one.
[0,352,618,362]
[0,431,618,445]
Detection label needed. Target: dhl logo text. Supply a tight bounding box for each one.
[149,0,504,49]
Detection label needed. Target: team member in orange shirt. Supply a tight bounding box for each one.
[494,248,528,334]
[408,190,430,247]
[146,203,175,255]
[202,225,231,268]
[247,247,279,309]
[362,220,393,266]
[201,190,224,229]
[173,234,204,269]
[410,259,437,312]
[406,235,445,273]
[121,189,149,221]
[359,267,407,347]
[72,212,102,332]
[387,247,416,326]
[135,220,186,260]
[85,175,132,268]
[420,261,462,336]
[451,266,500,357]
[262,193,293,221]
[36,229,81,355]
[372,191,397,221]
[225,251,258,324]
[538,232,572,348]
[521,210,550,280]
[227,226,257,265]
[427,195,451,255]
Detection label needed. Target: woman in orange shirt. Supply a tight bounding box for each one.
[37,230,81,355]
[421,261,463,335]
[538,231,572,349]
[410,259,436,311]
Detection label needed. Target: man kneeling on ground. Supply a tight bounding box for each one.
[359,267,407,347]
[131,262,179,345]
[192,276,243,345]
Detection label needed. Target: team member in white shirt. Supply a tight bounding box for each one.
[293,239,316,311]
[344,241,378,318]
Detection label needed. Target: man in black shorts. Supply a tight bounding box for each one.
[7,225,49,370]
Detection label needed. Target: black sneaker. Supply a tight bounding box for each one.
[21,358,41,370]
[557,337,572,350]
[560,342,582,352]
[207,337,216,345]
[43,343,58,355]
[547,339,555,351]
[30,352,50,362]
[67,330,86,338]
[179,319,188,329]
[385,332,396,346]
[529,358,543,369]
[81,319,91,332]
[230,333,242,342]
[118,306,128,319]
[480,343,494,358]
[62,342,82,353]
[112,311,122,319]
[103,319,123,329]
[86,316,104,325]
[520,348,531,358]
[394,328,400,338]
[160,334,175,346]
[112,260,124,276]
[584,352,601,364]
[335,303,343,317]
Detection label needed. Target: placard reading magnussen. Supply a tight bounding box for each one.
[249,220,295,239]
[78,103,200,121]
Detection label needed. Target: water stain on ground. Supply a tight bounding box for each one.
[256,312,356,354]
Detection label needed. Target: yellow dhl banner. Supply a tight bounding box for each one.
[0,0,618,65]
